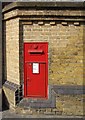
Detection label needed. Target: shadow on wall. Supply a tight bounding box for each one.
[2,20,7,85]
[2,19,8,110]
[2,90,9,111]
[19,21,24,85]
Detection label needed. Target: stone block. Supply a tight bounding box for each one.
[61,22,68,26]
[50,22,56,25]
[38,21,44,25]
[74,22,80,26]
[46,108,52,112]
[22,109,33,115]
[3,81,22,108]
[44,111,55,115]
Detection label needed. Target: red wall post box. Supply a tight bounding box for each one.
[24,42,48,98]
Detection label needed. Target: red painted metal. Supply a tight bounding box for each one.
[24,42,48,98]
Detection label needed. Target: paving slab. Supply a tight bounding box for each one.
[0,112,2,120]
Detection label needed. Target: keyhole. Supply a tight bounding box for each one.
[33,45,38,49]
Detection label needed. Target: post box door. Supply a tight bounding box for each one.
[24,42,48,98]
[26,62,46,97]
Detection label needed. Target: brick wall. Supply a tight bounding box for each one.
[23,21,83,85]
[4,18,20,85]
[2,2,85,116]
[56,94,84,116]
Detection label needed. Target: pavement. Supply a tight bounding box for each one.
[2,109,84,119]
[0,88,2,120]
[0,88,84,119]
[0,88,2,112]
[0,112,2,120]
